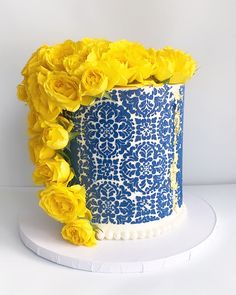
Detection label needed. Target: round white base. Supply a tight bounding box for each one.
[19,195,216,273]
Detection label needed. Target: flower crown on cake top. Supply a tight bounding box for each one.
[17,38,196,247]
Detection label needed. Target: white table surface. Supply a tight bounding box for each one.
[0,184,236,295]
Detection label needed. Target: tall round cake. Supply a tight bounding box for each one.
[64,84,185,239]
[17,38,196,246]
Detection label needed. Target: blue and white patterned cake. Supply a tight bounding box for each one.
[64,84,186,239]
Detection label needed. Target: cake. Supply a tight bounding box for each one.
[17,38,196,246]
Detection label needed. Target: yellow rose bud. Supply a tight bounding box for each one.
[80,64,108,97]
[29,136,55,163]
[33,155,74,186]
[61,219,96,246]
[42,123,69,150]
[43,71,81,112]
[38,184,87,223]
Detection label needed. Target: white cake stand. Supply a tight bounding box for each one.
[18,194,216,273]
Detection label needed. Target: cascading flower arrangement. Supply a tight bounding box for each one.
[17,38,196,246]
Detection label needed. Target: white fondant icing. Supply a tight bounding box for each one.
[93,204,186,240]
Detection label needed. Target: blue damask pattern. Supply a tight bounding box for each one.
[84,102,134,157]
[135,117,158,141]
[87,182,134,224]
[121,142,167,194]
[64,85,184,225]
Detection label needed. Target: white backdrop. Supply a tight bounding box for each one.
[0,0,235,187]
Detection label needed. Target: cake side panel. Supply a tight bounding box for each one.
[63,85,184,225]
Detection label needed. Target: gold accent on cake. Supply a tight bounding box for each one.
[171,90,182,212]
[170,153,179,191]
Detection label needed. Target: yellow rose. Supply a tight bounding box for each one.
[154,47,197,83]
[28,111,57,137]
[80,63,108,97]
[68,185,92,219]
[153,55,174,82]
[29,136,55,163]
[42,123,69,150]
[61,219,96,246]
[63,39,110,76]
[26,71,62,121]
[21,45,49,77]
[38,184,87,223]
[42,70,81,112]
[99,59,129,88]
[63,54,82,75]
[104,40,154,83]
[43,40,76,71]
[33,155,74,186]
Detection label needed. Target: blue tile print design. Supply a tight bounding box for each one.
[135,117,158,141]
[87,182,134,224]
[64,85,184,224]
[121,142,168,194]
[84,102,134,157]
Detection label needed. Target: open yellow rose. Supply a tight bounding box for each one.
[33,155,74,186]
[28,111,57,137]
[28,110,73,138]
[98,59,129,88]
[38,184,87,223]
[42,123,69,150]
[26,71,62,121]
[63,39,109,76]
[29,136,55,163]
[61,219,96,246]
[154,47,197,83]
[43,40,76,71]
[63,54,82,75]
[21,45,49,78]
[42,70,81,112]
[104,40,154,83]
[80,63,108,97]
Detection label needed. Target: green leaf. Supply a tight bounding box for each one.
[57,149,72,165]
[162,78,171,84]
[102,91,112,100]
[69,131,79,141]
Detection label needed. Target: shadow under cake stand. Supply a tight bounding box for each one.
[18,194,216,273]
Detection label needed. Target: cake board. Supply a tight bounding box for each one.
[18,194,216,273]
